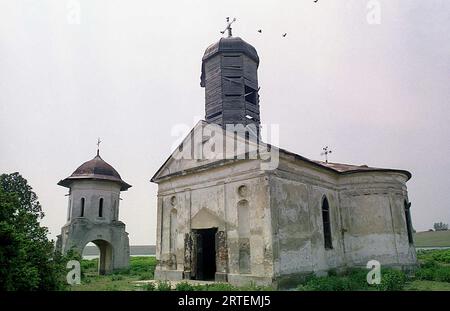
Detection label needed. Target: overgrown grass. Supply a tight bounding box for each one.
[295,249,450,291]
[70,256,157,291]
[171,282,273,291]
[70,250,450,291]
[417,249,450,264]
[296,268,406,291]
[404,280,450,291]
[415,249,450,283]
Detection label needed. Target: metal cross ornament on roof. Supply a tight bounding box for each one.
[220,17,236,37]
[321,146,332,163]
[97,138,101,156]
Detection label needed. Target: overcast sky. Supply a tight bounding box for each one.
[0,0,449,245]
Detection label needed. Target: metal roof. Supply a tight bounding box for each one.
[58,154,131,191]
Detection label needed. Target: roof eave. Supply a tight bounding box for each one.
[57,176,132,191]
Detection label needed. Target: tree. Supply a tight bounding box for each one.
[433,222,449,231]
[0,172,67,290]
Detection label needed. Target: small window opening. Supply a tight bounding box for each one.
[98,198,104,217]
[404,201,414,244]
[244,85,257,105]
[80,198,85,217]
[322,197,333,249]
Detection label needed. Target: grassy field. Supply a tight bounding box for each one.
[69,256,157,291]
[69,249,450,291]
[414,230,450,247]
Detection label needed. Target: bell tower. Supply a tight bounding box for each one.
[200,20,260,136]
[56,147,131,275]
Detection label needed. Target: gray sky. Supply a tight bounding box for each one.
[0,0,449,245]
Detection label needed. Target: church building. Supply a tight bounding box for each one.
[151,28,417,287]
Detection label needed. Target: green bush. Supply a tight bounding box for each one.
[415,249,450,283]
[80,258,98,274]
[0,173,71,291]
[431,250,450,264]
[376,269,406,291]
[416,265,450,283]
[296,269,371,291]
[435,267,450,282]
[156,280,172,291]
[129,257,157,279]
[144,283,156,291]
[416,267,435,281]
[175,282,195,291]
[417,249,450,264]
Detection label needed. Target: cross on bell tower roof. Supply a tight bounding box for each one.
[96,138,101,156]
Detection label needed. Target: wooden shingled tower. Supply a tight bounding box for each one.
[200,33,261,135]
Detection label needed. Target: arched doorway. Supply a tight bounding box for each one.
[82,240,114,275]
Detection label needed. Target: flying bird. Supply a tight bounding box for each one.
[282,33,287,37]
[257,29,262,33]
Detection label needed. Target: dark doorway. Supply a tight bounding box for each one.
[192,228,217,280]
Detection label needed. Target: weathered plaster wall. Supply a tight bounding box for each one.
[58,180,130,272]
[269,157,346,279]
[154,151,417,286]
[61,220,130,270]
[269,157,416,284]
[339,173,416,267]
[66,180,121,223]
[155,160,274,284]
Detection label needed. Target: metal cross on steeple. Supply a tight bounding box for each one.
[220,17,236,37]
[321,146,332,163]
[96,138,102,156]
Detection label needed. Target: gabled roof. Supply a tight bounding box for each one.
[276,147,411,180]
[151,120,411,183]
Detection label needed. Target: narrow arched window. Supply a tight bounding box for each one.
[80,198,85,217]
[322,197,333,249]
[404,201,413,244]
[98,198,103,217]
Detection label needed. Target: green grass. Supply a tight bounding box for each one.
[69,256,157,291]
[404,280,450,291]
[414,230,450,247]
[296,268,407,291]
[295,250,450,291]
[69,250,450,291]
[416,249,450,264]
[171,282,273,291]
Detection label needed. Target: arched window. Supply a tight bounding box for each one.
[80,198,85,217]
[322,197,333,249]
[404,201,413,244]
[98,198,103,217]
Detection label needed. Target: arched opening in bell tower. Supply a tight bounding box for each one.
[82,240,114,275]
